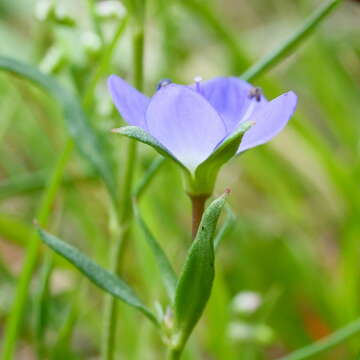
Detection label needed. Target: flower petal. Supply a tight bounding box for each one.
[108,75,149,129]
[238,91,297,153]
[146,84,227,171]
[201,77,267,133]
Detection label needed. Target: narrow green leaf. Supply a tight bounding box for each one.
[214,205,236,250]
[0,56,117,201]
[172,191,229,350]
[134,156,166,199]
[279,317,360,360]
[241,0,342,82]
[113,126,189,173]
[134,203,177,300]
[38,228,158,325]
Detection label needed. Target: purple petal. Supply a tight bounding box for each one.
[201,77,267,133]
[146,84,227,171]
[108,75,149,129]
[238,91,297,153]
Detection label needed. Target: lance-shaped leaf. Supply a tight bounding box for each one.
[185,121,253,195]
[0,56,117,202]
[134,203,177,300]
[171,191,228,351]
[38,228,158,325]
[214,205,236,250]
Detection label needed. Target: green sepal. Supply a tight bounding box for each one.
[113,126,191,174]
[38,228,158,325]
[171,191,228,351]
[184,121,254,196]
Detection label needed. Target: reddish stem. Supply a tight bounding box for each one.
[190,194,209,239]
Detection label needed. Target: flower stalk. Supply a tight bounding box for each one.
[190,194,209,238]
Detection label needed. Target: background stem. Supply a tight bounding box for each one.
[0,139,73,360]
[101,25,145,360]
[167,347,182,360]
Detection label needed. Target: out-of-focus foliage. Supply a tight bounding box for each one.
[0,0,360,359]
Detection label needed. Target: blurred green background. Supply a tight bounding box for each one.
[1,0,360,359]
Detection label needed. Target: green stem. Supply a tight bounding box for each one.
[0,5,128,358]
[279,318,360,360]
[241,0,342,82]
[101,25,145,360]
[82,16,129,109]
[167,348,182,360]
[0,139,73,360]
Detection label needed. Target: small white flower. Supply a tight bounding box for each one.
[95,1,126,20]
[231,291,262,315]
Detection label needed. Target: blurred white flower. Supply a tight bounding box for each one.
[81,32,102,56]
[34,0,53,22]
[95,1,126,20]
[39,46,66,74]
[228,322,253,341]
[231,291,262,315]
[228,322,274,344]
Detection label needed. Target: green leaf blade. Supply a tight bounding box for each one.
[134,204,177,300]
[172,192,228,350]
[38,229,158,325]
[0,56,117,202]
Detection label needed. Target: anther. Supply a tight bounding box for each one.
[156,78,172,90]
[248,87,262,102]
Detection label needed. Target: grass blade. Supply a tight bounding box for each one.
[0,56,117,201]
[134,203,177,300]
[241,0,342,82]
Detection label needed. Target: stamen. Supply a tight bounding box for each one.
[248,87,262,102]
[194,75,202,93]
[241,101,257,124]
[156,78,172,90]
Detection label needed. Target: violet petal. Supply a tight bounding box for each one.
[146,84,227,171]
[108,75,149,129]
[201,77,267,134]
[238,91,297,153]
